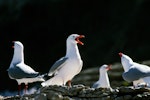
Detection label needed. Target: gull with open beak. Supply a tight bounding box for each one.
[41,34,85,87]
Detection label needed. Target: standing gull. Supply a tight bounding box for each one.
[92,64,112,90]
[41,34,85,87]
[7,41,45,95]
[119,52,150,88]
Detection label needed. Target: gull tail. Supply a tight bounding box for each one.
[41,76,63,87]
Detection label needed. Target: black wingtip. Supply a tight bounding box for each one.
[39,73,53,81]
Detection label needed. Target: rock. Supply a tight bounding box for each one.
[2,85,150,100]
[47,91,63,100]
[123,95,132,100]
[35,93,47,100]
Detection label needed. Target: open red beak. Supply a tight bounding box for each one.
[75,35,85,45]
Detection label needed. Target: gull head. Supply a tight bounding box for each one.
[13,41,24,50]
[67,34,85,45]
[100,64,112,72]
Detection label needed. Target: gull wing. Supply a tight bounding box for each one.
[8,63,39,79]
[48,57,68,76]
[122,64,150,82]
[92,81,100,88]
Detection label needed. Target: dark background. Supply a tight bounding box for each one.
[0,0,150,95]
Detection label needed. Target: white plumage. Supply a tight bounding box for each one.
[119,52,150,88]
[7,41,45,95]
[41,34,85,87]
[92,64,112,90]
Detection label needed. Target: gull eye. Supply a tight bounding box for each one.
[72,36,77,40]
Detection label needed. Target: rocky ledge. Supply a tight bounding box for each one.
[2,85,150,100]
[2,62,150,100]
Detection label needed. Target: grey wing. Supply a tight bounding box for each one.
[8,64,39,79]
[122,66,150,82]
[92,82,100,88]
[48,57,68,76]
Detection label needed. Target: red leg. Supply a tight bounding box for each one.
[18,84,21,96]
[67,80,72,87]
[24,84,28,94]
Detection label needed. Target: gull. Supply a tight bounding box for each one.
[119,52,150,88]
[92,64,112,90]
[41,34,85,87]
[7,41,45,95]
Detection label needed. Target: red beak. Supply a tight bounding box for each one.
[106,64,112,70]
[118,52,123,57]
[75,35,85,45]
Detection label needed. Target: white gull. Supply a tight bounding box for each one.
[7,41,45,95]
[119,52,150,88]
[41,34,85,87]
[92,64,112,90]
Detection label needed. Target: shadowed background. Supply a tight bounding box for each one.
[0,0,150,95]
